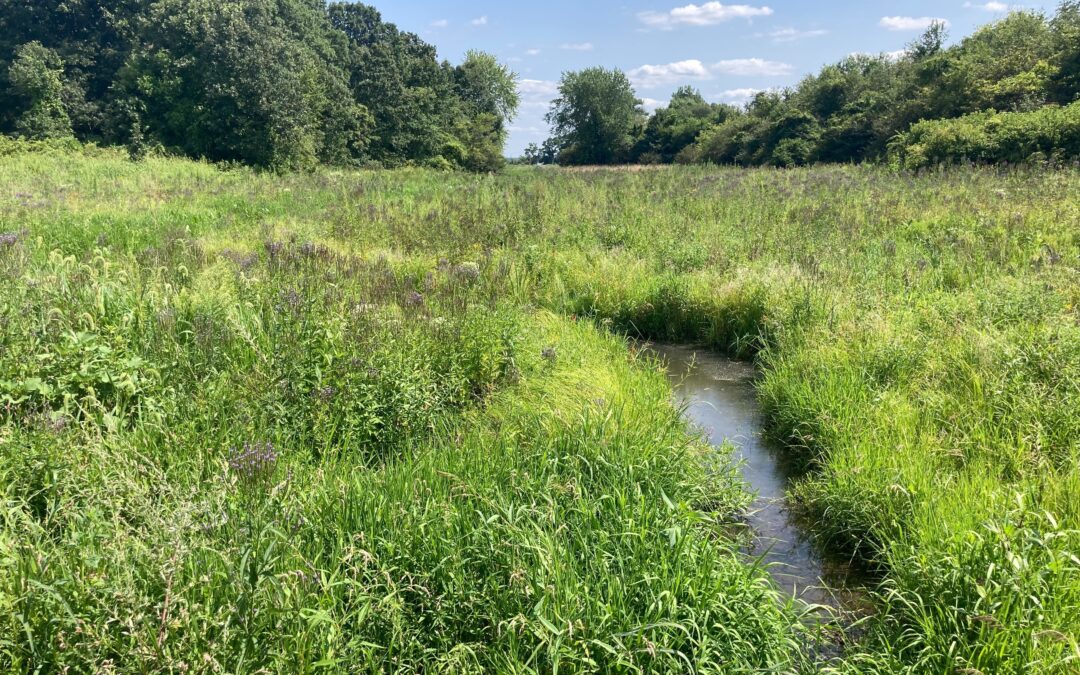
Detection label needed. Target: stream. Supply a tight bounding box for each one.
[651,344,871,615]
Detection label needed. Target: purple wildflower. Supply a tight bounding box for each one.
[228,441,278,485]
[264,240,285,261]
[453,262,480,282]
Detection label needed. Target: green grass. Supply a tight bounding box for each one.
[1,148,1078,672]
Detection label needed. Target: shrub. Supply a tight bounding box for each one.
[891,100,1080,168]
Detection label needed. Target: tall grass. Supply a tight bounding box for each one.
[1,148,1078,672]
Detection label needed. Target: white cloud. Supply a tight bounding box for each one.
[627,57,791,90]
[559,42,595,51]
[639,2,773,28]
[508,124,548,134]
[430,19,449,28]
[526,48,542,56]
[879,16,950,31]
[641,97,665,112]
[964,1,1008,11]
[628,59,712,88]
[471,16,489,26]
[712,58,792,76]
[767,27,828,42]
[519,79,560,97]
[714,87,764,103]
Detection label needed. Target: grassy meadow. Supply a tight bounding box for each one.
[1,146,1078,673]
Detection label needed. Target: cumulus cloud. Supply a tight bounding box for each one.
[628,59,712,88]
[627,58,791,90]
[714,87,765,104]
[767,27,828,42]
[519,79,560,97]
[964,1,1008,10]
[559,42,595,51]
[712,58,792,76]
[526,48,542,56]
[879,16,949,31]
[430,19,448,28]
[639,2,773,29]
[641,97,665,113]
[471,16,489,26]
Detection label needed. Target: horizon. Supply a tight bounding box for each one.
[373,1,1057,155]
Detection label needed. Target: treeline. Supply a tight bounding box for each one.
[0,0,518,171]
[528,4,1080,167]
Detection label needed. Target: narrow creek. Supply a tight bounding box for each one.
[651,344,871,616]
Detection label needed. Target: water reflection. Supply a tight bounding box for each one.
[650,344,870,613]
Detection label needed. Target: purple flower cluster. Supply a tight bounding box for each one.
[220,248,259,270]
[228,441,278,484]
[452,262,480,282]
[0,232,18,248]
[264,240,285,261]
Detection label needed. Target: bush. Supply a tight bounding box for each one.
[891,100,1080,168]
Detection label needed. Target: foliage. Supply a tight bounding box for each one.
[0,1,517,171]
[633,86,739,164]
[114,0,367,170]
[890,100,1080,168]
[6,42,71,140]
[535,5,1080,167]
[0,153,817,671]
[3,149,1079,672]
[545,67,645,165]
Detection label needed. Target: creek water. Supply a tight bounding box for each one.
[651,344,870,615]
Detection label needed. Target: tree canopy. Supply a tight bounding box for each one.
[532,5,1080,167]
[545,67,644,165]
[0,0,518,171]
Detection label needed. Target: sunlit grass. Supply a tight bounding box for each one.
[1,149,1078,671]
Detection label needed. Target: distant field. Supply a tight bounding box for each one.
[1,148,1077,673]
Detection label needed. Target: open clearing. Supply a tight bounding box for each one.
[1,149,1078,672]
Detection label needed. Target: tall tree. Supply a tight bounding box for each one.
[7,41,72,139]
[1050,1,1080,103]
[328,2,453,166]
[453,50,519,171]
[633,86,736,163]
[117,0,368,169]
[546,67,644,165]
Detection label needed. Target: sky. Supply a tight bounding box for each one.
[372,1,1057,155]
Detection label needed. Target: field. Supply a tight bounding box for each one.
[1,147,1078,673]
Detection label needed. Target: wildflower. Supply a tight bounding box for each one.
[453,262,480,282]
[0,232,18,248]
[277,287,303,314]
[264,240,285,261]
[228,441,278,485]
[405,291,424,307]
[220,249,258,270]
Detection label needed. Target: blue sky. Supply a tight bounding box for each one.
[372,1,1056,155]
